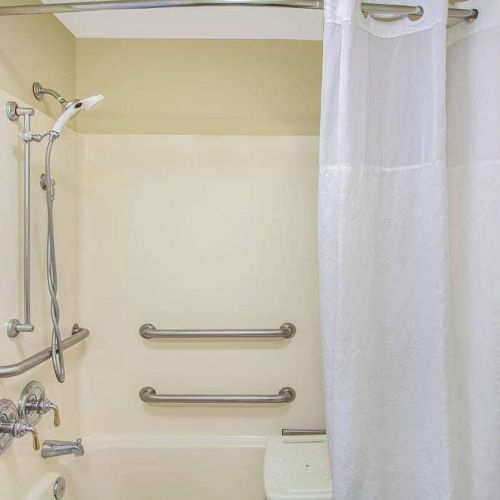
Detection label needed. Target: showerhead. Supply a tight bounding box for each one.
[51,95,104,133]
[32,82,104,134]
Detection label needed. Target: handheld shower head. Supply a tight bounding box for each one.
[33,83,104,134]
[51,95,104,134]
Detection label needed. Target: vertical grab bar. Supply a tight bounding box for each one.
[6,102,35,337]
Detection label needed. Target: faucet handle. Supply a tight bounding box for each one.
[32,429,41,451]
[53,406,61,427]
[15,422,40,451]
[35,399,60,427]
[18,381,60,427]
[0,401,40,453]
[14,422,40,451]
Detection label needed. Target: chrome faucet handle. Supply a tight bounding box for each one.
[0,399,40,453]
[8,421,40,451]
[18,381,60,427]
[31,399,60,427]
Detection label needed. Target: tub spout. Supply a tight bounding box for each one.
[41,438,84,458]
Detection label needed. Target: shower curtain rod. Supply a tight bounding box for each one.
[0,0,478,19]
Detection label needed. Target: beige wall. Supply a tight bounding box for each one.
[78,134,324,437]
[0,88,83,498]
[0,19,323,497]
[76,39,322,135]
[0,2,76,120]
[0,11,81,498]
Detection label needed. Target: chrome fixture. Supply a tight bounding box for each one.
[0,399,40,454]
[41,438,84,459]
[44,131,65,382]
[53,477,66,500]
[21,83,103,383]
[139,386,296,404]
[361,3,477,22]
[0,324,89,379]
[0,0,480,22]
[5,102,35,337]
[0,0,322,15]
[5,86,98,382]
[33,83,69,110]
[33,83,104,133]
[140,322,296,339]
[282,429,326,436]
[18,381,60,427]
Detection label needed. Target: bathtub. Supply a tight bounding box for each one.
[27,435,267,500]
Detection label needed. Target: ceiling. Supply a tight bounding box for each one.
[41,1,323,39]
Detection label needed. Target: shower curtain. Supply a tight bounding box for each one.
[319,0,500,498]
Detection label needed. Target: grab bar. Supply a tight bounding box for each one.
[139,323,296,339]
[139,386,296,404]
[0,324,89,378]
[282,429,326,436]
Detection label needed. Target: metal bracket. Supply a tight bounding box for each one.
[7,319,34,338]
[6,319,20,338]
[32,82,44,101]
[6,101,19,121]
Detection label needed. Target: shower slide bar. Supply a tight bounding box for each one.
[139,322,296,339]
[0,324,89,378]
[139,386,296,404]
[0,0,478,22]
[5,103,36,337]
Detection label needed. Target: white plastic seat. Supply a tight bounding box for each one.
[264,436,333,500]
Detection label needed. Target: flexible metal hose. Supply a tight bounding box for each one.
[44,134,65,383]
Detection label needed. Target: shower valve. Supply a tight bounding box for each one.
[18,381,61,428]
[0,399,40,454]
[0,419,40,451]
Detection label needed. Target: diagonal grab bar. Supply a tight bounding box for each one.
[139,386,296,404]
[0,325,89,378]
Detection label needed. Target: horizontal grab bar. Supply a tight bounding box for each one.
[139,323,296,339]
[282,429,326,436]
[139,386,296,404]
[0,324,89,378]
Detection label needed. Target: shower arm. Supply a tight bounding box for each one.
[32,83,69,109]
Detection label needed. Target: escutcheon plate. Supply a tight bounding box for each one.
[18,381,45,426]
[0,399,17,454]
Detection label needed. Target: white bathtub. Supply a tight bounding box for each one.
[27,435,267,500]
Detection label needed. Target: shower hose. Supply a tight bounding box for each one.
[44,134,65,383]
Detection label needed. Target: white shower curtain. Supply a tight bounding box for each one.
[319,1,500,498]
